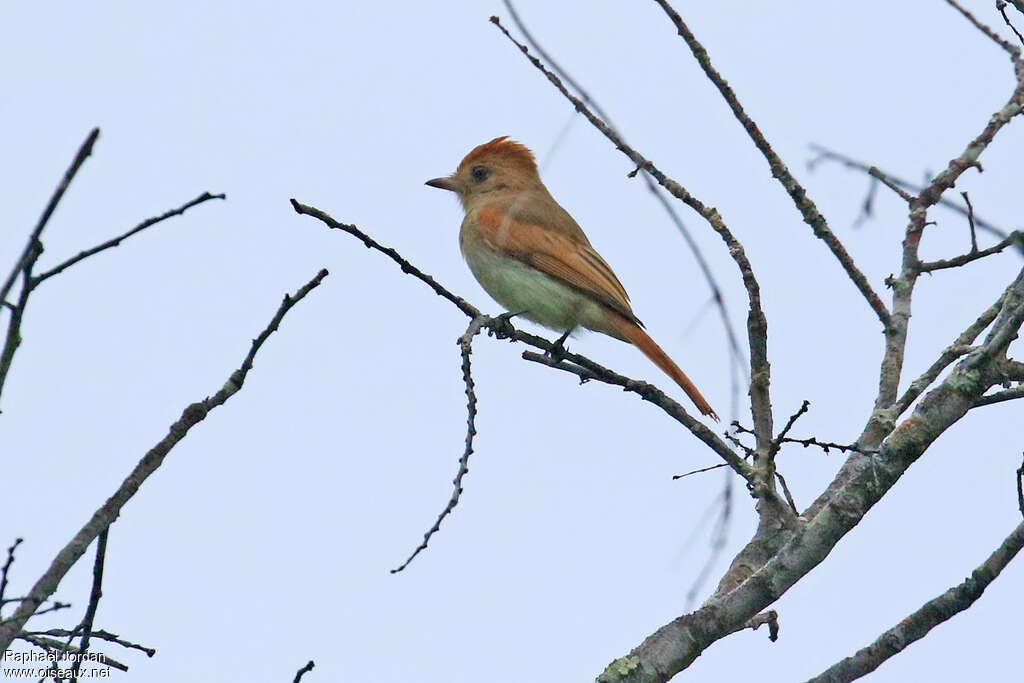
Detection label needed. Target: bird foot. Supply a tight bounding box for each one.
[546,329,573,361]
[489,311,523,339]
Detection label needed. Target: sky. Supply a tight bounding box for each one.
[2,1,1023,681]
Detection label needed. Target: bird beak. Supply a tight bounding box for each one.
[425,176,459,193]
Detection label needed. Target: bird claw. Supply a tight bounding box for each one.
[546,329,573,361]
[489,311,522,339]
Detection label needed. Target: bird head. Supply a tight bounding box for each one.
[426,136,540,209]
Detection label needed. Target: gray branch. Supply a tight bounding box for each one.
[0,269,328,651]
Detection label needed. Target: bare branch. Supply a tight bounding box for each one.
[503,0,749,399]
[22,628,154,658]
[997,0,1024,48]
[488,16,774,453]
[0,242,38,405]
[25,600,71,617]
[0,128,98,305]
[735,420,875,456]
[868,166,913,202]
[391,316,486,573]
[771,400,810,457]
[34,192,226,284]
[39,529,110,681]
[918,231,1020,272]
[963,192,979,252]
[522,349,753,481]
[775,437,871,456]
[0,269,329,651]
[869,69,1024,432]
[650,0,891,329]
[808,145,1022,247]
[597,270,1024,681]
[2,169,223,409]
[291,199,479,318]
[0,538,23,617]
[16,634,129,673]
[805,519,1024,683]
[945,0,1021,56]
[774,472,798,516]
[293,660,316,683]
[672,463,729,480]
[1017,454,1024,519]
[292,202,756,484]
[723,429,755,459]
[736,609,779,642]
[974,383,1024,407]
[69,529,108,682]
[894,286,1006,416]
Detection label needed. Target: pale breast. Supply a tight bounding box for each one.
[460,233,607,334]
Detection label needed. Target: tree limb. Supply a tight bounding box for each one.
[291,201,755,484]
[0,269,328,651]
[650,0,891,330]
[596,266,1024,682]
[488,14,776,505]
[805,519,1024,683]
[0,128,99,305]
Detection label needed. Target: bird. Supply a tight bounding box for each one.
[426,136,717,420]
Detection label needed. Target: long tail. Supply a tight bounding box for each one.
[609,315,718,421]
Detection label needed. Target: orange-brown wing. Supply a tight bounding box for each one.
[493,191,592,245]
[476,205,641,325]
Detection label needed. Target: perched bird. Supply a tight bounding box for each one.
[426,136,717,420]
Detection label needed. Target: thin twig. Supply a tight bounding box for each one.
[974,384,1024,407]
[734,610,779,642]
[736,421,876,456]
[805,520,1024,682]
[945,0,1021,56]
[0,538,23,618]
[672,463,729,480]
[778,436,876,456]
[69,529,108,682]
[808,145,1022,248]
[963,192,979,253]
[869,60,1024,436]
[0,269,328,651]
[292,203,755,482]
[651,0,891,329]
[1,174,223,409]
[16,600,71,618]
[0,128,99,305]
[1017,453,1024,519]
[488,15,776,463]
[23,628,155,657]
[522,350,752,480]
[503,0,749,394]
[391,316,486,573]
[293,660,316,683]
[34,192,226,283]
[918,231,1020,272]
[894,288,1006,416]
[774,472,798,515]
[867,166,914,202]
[291,199,478,318]
[723,430,755,459]
[16,634,129,672]
[997,0,1024,48]
[771,400,810,457]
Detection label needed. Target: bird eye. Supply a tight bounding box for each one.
[470,165,490,182]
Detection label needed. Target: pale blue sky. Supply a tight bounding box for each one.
[2,1,1022,681]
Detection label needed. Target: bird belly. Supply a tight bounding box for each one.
[462,244,605,334]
